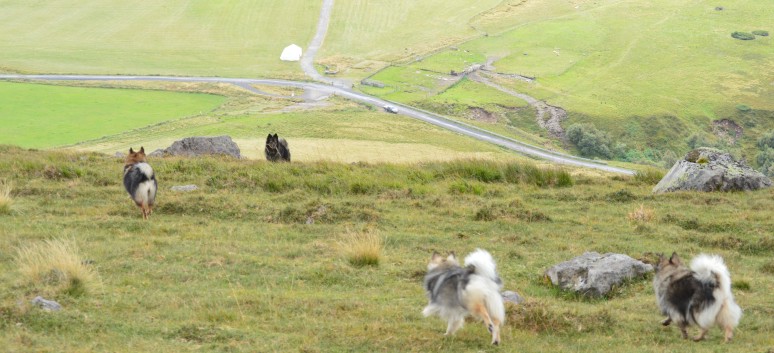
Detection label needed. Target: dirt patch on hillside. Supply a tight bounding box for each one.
[712,119,743,144]
[467,107,498,123]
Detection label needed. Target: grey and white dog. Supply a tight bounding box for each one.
[123,147,157,220]
[422,249,505,345]
[653,252,742,342]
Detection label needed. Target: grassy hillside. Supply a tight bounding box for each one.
[1,147,773,352]
[318,0,501,78]
[0,82,225,149]
[354,0,773,164]
[0,0,320,78]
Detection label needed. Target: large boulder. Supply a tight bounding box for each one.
[653,147,772,194]
[150,136,241,159]
[545,252,653,298]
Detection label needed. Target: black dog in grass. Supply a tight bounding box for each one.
[265,133,290,162]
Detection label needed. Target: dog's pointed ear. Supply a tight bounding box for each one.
[129,147,134,154]
[447,251,457,262]
[669,252,680,265]
[139,146,145,154]
[431,251,442,262]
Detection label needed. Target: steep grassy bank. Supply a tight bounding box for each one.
[1,147,772,352]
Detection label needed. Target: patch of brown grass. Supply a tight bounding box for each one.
[627,204,655,223]
[14,238,98,297]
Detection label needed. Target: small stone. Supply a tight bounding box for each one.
[31,296,62,311]
[170,185,199,192]
[502,291,524,304]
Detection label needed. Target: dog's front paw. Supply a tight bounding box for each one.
[661,318,672,326]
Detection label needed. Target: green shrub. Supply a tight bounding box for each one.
[757,130,774,150]
[755,131,774,176]
[755,148,774,177]
[731,32,755,40]
[752,30,769,37]
[736,104,752,112]
[566,123,613,159]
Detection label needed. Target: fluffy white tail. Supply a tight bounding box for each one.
[690,254,731,294]
[464,249,500,284]
[690,254,742,328]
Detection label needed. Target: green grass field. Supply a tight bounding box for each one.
[0,0,320,78]
[0,82,225,149]
[1,148,772,352]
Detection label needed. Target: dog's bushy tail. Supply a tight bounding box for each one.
[464,249,502,288]
[690,254,742,327]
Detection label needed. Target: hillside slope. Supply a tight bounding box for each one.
[1,147,772,352]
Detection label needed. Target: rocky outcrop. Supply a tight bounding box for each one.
[545,252,653,297]
[150,136,241,159]
[653,147,772,194]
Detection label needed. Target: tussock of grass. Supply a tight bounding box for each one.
[760,261,774,275]
[633,168,665,185]
[0,179,13,214]
[627,204,655,223]
[14,238,97,297]
[339,229,383,267]
[508,301,614,334]
[475,201,551,222]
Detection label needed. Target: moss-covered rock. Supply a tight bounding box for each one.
[653,147,772,193]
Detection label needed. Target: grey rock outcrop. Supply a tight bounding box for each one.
[545,252,653,297]
[653,147,772,194]
[150,136,241,158]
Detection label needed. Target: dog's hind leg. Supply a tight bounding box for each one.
[678,322,689,339]
[470,302,499,344]
[693,328,708,342]
[722,325,734,343]
[445,318,464,336]
[490,318,501,346]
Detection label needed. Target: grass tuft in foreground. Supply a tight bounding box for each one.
[0,179,13,214]
[339,228,383,267]
[14,238,98,297]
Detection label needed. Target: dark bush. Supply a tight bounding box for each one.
[605,189,636,202]
[755,148,774,177]
[566,123,613,159]
[731,32,755,40]
[752,30,769,37]
[755,131,774,176]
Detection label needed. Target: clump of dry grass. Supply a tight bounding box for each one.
[339,229,383,267]
[0,179,13,214]
[627,204,655,223]
[15,238,97,297]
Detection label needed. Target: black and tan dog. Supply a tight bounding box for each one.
[264,133,290,162]
[653,253,742,342]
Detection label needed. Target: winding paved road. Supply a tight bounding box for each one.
[0,73,634,174]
